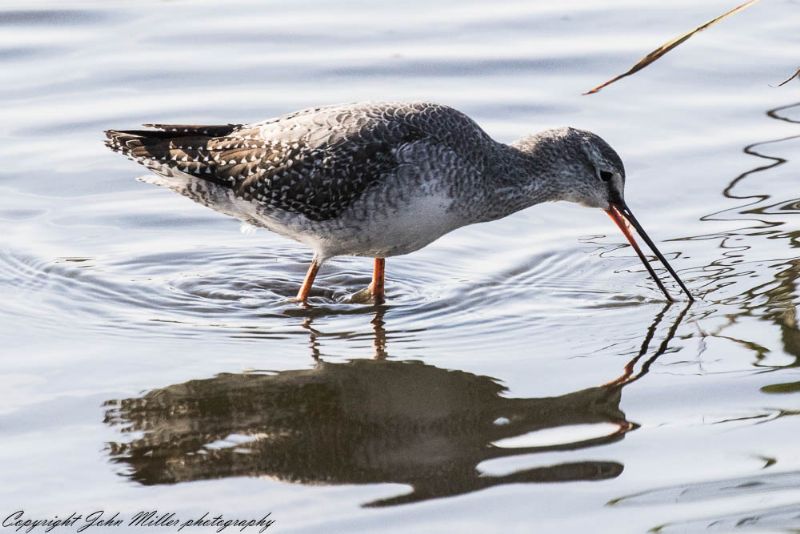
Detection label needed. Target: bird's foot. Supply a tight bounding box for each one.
[347,287,374,304]
[370,283,385,305]
[288,295,311,306]
[346,286,384,305]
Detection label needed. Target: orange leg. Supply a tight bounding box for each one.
[369,258,385,304]
[296,257,321,303]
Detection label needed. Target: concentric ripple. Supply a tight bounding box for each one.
[0,229,686,351]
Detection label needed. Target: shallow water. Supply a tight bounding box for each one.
[2,0,800,532]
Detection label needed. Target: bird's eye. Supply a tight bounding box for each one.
[599,170,614,182]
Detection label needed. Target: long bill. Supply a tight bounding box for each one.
[605,201,694,302]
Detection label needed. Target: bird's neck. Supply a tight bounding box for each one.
[465,141,561,223]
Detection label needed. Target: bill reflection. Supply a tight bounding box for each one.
[104,305,687,507]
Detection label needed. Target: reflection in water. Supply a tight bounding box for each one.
[689,103,800,370]
[104,304,687,507]
[601,103,800,531]
[4,1,800,529]
[96,100,800,514]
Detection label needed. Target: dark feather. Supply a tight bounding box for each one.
[106,116,428,221]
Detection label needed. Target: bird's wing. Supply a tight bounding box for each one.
[106,102,497,221]
[106,108,434,222]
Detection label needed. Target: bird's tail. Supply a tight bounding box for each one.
[104,124,239,177]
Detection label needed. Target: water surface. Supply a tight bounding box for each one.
[2,1,800,532]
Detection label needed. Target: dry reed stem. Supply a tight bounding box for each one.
[584,0,761,95]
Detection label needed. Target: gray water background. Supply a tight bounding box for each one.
[1,1,800,532]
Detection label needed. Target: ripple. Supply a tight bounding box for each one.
[655,503,800,533]
[0,234,680,347]
[626,471,800,533]
[0,9,112,26]
[611,470,800,507]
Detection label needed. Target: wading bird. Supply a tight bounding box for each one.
[106,101,693,303]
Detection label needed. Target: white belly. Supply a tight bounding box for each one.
[268,191,459,260]
[143,170,461,261]
[339,192,457,258]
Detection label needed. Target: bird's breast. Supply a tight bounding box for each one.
[316,189,460,258]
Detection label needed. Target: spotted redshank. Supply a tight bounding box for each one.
[106,101,693,303]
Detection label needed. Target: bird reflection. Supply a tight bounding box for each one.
[104,304,688,507]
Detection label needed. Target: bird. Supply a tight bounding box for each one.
[105,101,693,303]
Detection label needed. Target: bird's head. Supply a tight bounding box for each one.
[565,128,626,210]
[513,127,693,302]
[514,127,626,209]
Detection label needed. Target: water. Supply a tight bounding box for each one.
[1,0,799,532]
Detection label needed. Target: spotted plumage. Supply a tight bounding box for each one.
[106,103,486,222]
[106,101,693,303]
